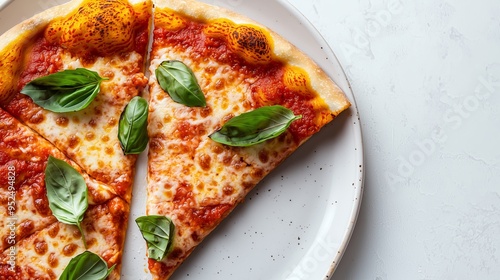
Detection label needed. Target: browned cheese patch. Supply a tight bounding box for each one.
[204,19,273,64]
[44,0,136,56]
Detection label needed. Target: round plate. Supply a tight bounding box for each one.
[0,0,364,279]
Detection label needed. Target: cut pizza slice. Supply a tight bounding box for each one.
[0,108,128,279]
[0,198,129,279]
[144,0,351,278]
[0,0,153,202]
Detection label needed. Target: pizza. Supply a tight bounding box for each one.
[0,0,152,278]
[0,0,350,279]
[0,108,128,279]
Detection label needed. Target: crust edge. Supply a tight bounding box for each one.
[153,0,351,116]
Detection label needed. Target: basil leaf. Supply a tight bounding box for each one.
[20,68,106,113]
[45,156,88,248]
[118,96,149,154]
[59,251,116,280]
[209,105,302,147]
[135,215,175,261]
[155,60,206,107]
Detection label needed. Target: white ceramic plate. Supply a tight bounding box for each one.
[0,0,364,279]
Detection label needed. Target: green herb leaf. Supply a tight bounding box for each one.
[135,215,175,261]
[59,251,115,280]
[118,96,149,154]
[20,68,106,113]
[209,105,302,147]
[45,156,88,247]
[155,60,206,107]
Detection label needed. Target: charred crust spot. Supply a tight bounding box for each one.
[283,66,311,93]
[205,19,273,64]
[155,9,187,30]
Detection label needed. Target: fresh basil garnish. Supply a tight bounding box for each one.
[209,105,302,147]
[118,96,149,154]
[59,251,115,280]
[45,156,88,248]
[155,60,206,107]
[20,68,106,113]
[135,215,175,261]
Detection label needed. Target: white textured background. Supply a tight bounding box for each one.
[288,0,500,279]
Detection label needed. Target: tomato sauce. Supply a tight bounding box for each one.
[154,20,327,143]
[0,111,49,194]
[173,183,232,230]
[2,37,61,122]
[18,37,62,89]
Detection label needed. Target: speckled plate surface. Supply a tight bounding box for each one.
[0,0,364,279]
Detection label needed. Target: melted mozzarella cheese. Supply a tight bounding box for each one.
[0,109,117,252]
[22,51,146,200]
[146,44,300,273]
[0,198,127,279]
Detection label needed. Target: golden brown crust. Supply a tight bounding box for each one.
[0,0,152,103]
[153,0,350,115]
[0,0,85,103]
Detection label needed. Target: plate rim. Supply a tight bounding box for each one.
[0,0,365,278]
[279,0,365,277]
[0,0,12,11]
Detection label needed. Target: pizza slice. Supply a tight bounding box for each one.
[0,108,117,251]
[0,0,153,279]
[143,0,350,278]
[0,108,128,279]
[0,198,129,279]
[0,0,153,202]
